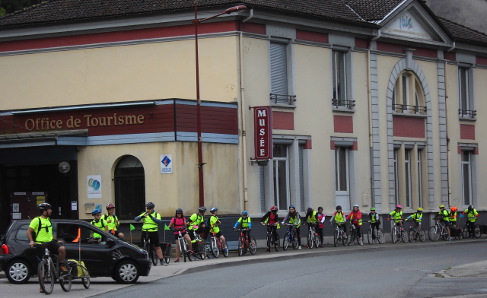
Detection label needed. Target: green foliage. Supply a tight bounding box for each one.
[0,0,43,15]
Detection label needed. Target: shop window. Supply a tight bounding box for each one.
[114,155,145,219]
[392,71,426,115]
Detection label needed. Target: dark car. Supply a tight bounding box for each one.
[0,219,151,284]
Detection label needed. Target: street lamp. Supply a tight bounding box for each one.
[193,1,247,207]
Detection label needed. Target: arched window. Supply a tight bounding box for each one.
[114,155,145,219]
[392,71,426,115]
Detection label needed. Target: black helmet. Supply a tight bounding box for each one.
[198,206,207,213]
[468,205,473,211]
[146,202,155,209]
[307,207,313,213]
[39,203,52,211]
[210,207,218,213]
[176,208,183,214]
[336,205,342,210]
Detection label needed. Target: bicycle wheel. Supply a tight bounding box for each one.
[38,259,55,295]
[210,237,219,258]
[428,226,440,241]
[400,229,408,243]
[282,233,289,251]
[307,230,313,249]
[377,229,384,244]
[150,245,158,266]
[366,228,371,245]
[266,234,271,252]
[348,229,356,245]
[462,225,469,239]
[196,241,206,260]
[222,241,229,257]
[80,265,90,289]
[474,225,481,238]
[418,229,426,242]
[291,230,298,249]
[164,244,171,265]
[313,233,320,248]
[59,269,72,292]
[273,234,280,252]
[333,229,339,247]
[249,237,257,255]
[238,236,244,256]
[408,227,416,243]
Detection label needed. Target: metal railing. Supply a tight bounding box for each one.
[270,93,296,105]
[458,109,477,119]
[392,104,427,115]
[332,98,355,110]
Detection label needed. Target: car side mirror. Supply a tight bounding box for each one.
[106,238,116,247]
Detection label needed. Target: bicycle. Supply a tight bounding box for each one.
[175,229,192,262]
[189,230,207,260]
[406,221,425,242]
[389,218,408,243]
[347,222,363,246]
[141,230,158,266]
[263,223,279,252]
[282,223,299,250]
[209,231,229,258]
[333,222,347,247]
[36,244,72,294]
[365,221,384,244]
[462,221,482,239]
[236,228,257,256]
[428,219,449,241]
[306,224,320,249]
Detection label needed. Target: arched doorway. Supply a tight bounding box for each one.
[114,155,145,219]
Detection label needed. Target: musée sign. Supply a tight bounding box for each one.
[253,106,272,161]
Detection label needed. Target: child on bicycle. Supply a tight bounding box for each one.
[234,210,252,240]
[330,205,347,238]
[209,207,228,254]
[305,207,318,248]
[90,209,108,243]
[368,207,380,240]
[260,206,280,251]
[281,205,302,249]
[438,204,451,240]
[389,205,404,230]
[316,207,325,247]
[405,207,423,240]
[168,208,192,263]
[346,204,363,245]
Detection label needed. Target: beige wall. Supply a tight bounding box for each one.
[77,141,238,219]
[0,36,240,110]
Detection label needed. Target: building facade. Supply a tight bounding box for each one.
[0,0,486,232]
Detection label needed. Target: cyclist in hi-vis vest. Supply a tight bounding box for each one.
[389,205,404,229]
[234,210,252,241]
[104,203,124,240]
[27,203,68,273]
[209,207,228,254]
[438,204,451,240]
[406,207,423,231]
[135,202,165,265]
[260,206,280,251]
[330,205,347,238]
[90,208,108,243]
[188,206,209,240]
[368,207,381,240]
[281,205,302,249]
[462,205,479,238]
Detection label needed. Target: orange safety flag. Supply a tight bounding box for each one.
[72,228,81,243]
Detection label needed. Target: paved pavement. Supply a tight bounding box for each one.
[1,237,485,297]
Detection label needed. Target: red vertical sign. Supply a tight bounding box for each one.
[254,106,272,160]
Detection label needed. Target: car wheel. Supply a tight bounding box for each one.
[6,259,31,284]
[114,260,139,284]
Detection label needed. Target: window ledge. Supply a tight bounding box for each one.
[458,116,477,122]
[392,111,427,118]
[332,106,355,113]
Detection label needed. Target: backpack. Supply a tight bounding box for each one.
[33,216,52,241]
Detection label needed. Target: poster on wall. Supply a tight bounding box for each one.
[87,175,102,199]
[160,154,173,174]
